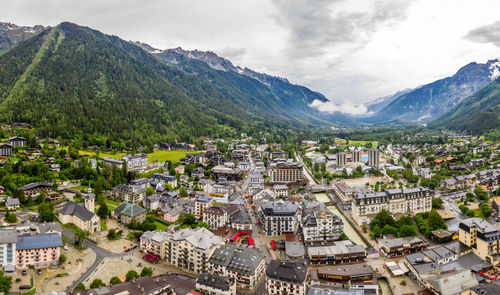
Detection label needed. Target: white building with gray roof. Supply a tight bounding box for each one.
[208,244,265,290]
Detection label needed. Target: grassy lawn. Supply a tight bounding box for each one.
[472,208,483,217]
[349,140,378,148]
[77,148,197,164]
[78,150,126,159]
[101,220,108,231]
[69,185,87,191]
[154,221,169,230]
[62,223,80,233]
[105,198,120,206]
[147,149,195,163]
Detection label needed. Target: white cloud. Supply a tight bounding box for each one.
[309,99,368,115]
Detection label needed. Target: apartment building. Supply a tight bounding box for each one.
[16,233,63,269]
[140,231,170,259]
[203,207,228,231]
[352,150,361,163]
[308,240,367,265]
[259,201,300,236]
[352,187,433,225]
[111,184,146,204]
[302,207,343,243]
[311,264,379,295]
[379,236,428,258]
[336,152,347,167]
[208,244,265,290]
[195,196,214,217]
[459,218,500,265]
[0,143,12,156]
[196,273,236,295]
[268,162,305,184]
[368,149,379,167]
[265,260,308,295]
[141,228,224,274]
[122,154,148,170]
[0,230,16,270]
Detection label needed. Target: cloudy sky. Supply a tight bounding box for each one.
[2,0,500,113]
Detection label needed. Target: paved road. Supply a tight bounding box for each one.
[241,156,274,264]
[62,229,136,292]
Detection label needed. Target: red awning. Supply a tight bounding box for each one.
[143,254,159,263]
[248,237,255,246]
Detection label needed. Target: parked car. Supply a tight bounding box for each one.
[124,248,131,252]
[21,270,27,276]
[19,285,30,290]
[130,245,138,250]
[37,270,42,275]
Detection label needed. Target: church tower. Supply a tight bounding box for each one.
[85,185,95,213]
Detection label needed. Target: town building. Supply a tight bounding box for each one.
[352,150,361,163]
[58,192,100,233]
[268,162,305,184]
[379,236,428,258]
[5,198,20,210]
[272,184,289,198]
[77,273,196,295]
[336,152,347,167]
[196,273,236,295]
[459,218,500,264]
[414,155,426,166]
[208,244,266,290]
[129,177,151,189]
[203,207,228,231]
[16,233,63,269]
[352,187,433,225]
[36,222,63,237]
[302,207,343,243]
[368,149,379,167]
[151,173,178,188]
[271,151,289,160]
[143,194,161,211]
[9,136,27,147]
[112,202,147,224]
[18,182,52,196]
[0,230,17,271]
[211,166,243,181]
[333,180,355,204]
[441,176,469,190]
[307,240,367,265]
[185,153,207,165]
[195,196,214,217]
[259,201,300,236]
[311,264,379,295]
[405,241,485,295]
[192,167,205,178]
[111,184,146,204]
[0,143,12,156]
[265,260,308,295]
[229,205,253,231]
[142,227,223,274]
[99,157,124,168]
[122,154,148,170]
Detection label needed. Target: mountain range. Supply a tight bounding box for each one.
[0,22,345,145]
[0,22,45,55]
[0,21,498,141]
[365,59,500,123]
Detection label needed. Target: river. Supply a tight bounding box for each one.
[301,161,367,247]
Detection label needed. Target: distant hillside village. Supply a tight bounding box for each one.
[0,124,499,295]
